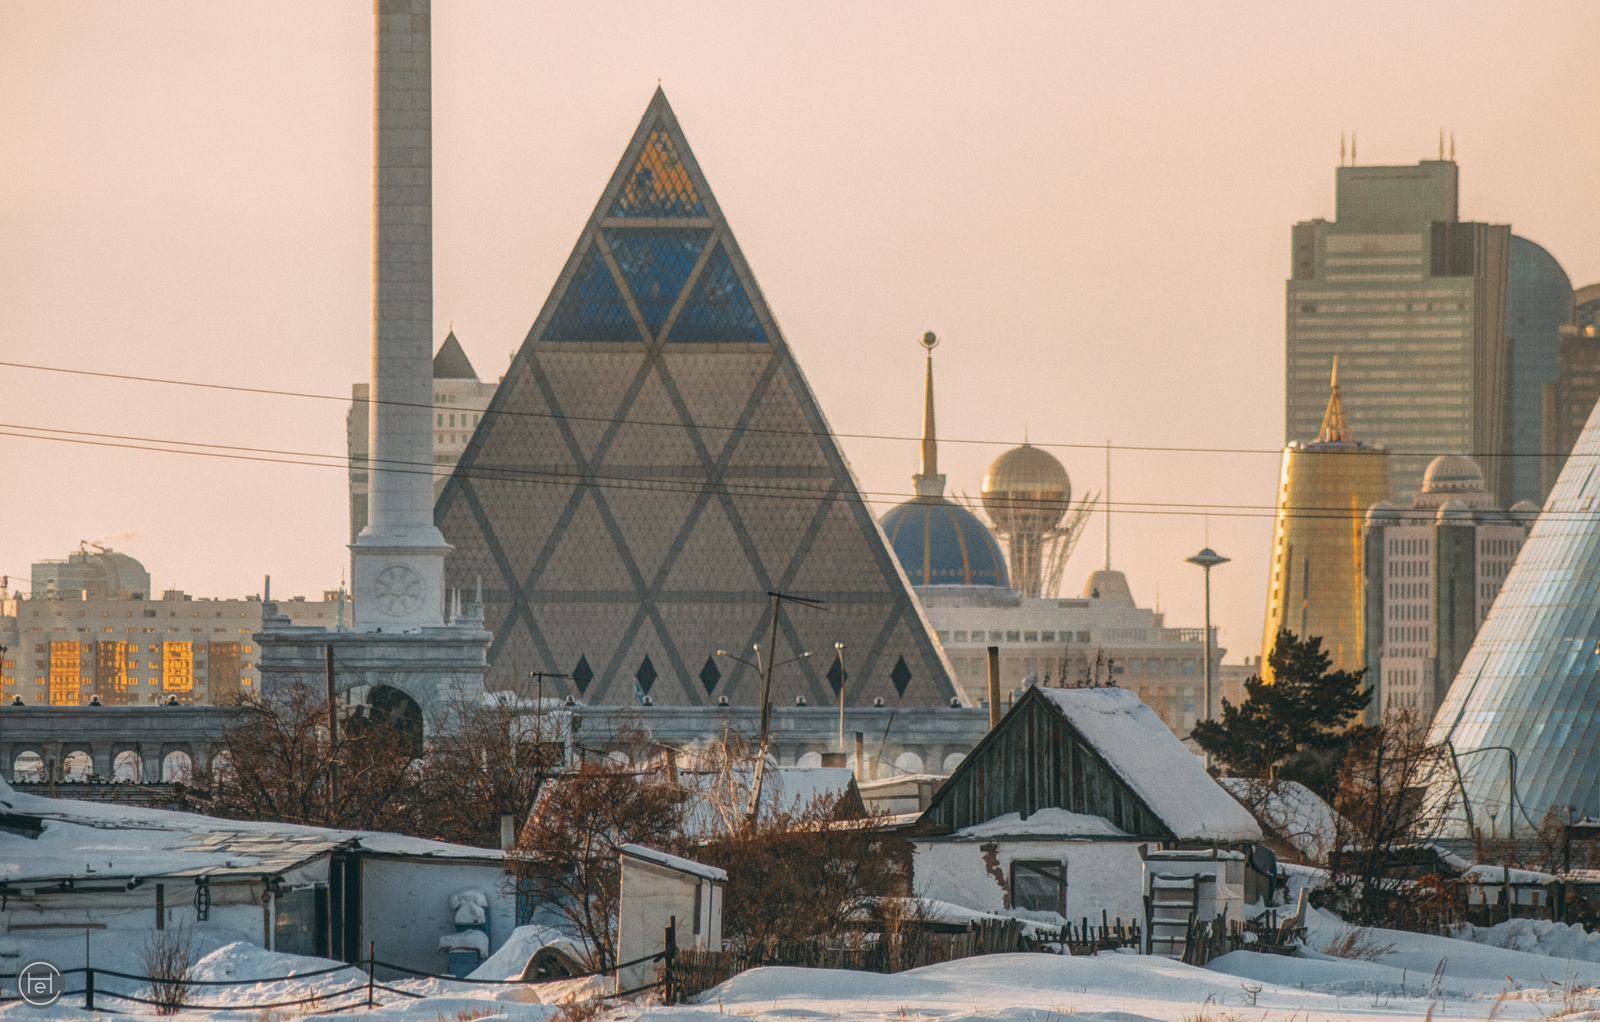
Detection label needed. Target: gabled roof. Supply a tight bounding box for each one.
[920,686,1260,844]
[434,331,478,379]
[621,843,727,882]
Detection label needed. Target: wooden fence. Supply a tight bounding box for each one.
[669,916,1142,1004]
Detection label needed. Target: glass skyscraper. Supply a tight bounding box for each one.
[1428,391,1600,828]
[1286,160,1511,504]
[1504,236,1573,504]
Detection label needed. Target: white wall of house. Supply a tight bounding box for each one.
[359,858,512,974]
[616,856,722,995]
[911,839,1146,924]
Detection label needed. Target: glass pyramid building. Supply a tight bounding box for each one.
[436,89,961,708]
[1428,391,1600,828]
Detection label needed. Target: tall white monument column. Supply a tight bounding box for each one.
[352,0,450,629]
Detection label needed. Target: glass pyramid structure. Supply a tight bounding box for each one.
[1429,394,1600,828]
[436,89,960,707]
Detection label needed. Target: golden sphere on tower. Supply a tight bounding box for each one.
[980,444,1071,534]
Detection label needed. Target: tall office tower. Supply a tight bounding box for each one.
[1261,365,1390,676]
[1505,237,1573,503]
[349,331,497,542]
[1429,392,1600,829]
[1540,316,1600,497]
[1360,455,1533,722]
[1286,159,1511,504]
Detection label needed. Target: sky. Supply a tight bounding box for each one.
[2,1,1598,665]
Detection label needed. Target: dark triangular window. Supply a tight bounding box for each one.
[604,229,708,335]
[635,655,658,695]
[669,243,768,344]
[609,128,706,218]
[890,656,912,696]
[570,655,595,695]
[699,656,721,695]
[543,243,637,343]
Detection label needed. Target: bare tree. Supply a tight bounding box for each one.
[506,757,689,970]
[1326,707,1459,928]
[182,686,425,832]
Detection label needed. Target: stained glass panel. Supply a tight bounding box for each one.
[670,243,768,343]
[604,228,708,335]
[610,129,706,218]
[571,655,594,695]
[699,656,721,694]
[890,655,912,696]
[542,243,637,343]
[636,655,658,695]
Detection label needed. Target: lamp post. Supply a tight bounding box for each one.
[1184,547,1229,765]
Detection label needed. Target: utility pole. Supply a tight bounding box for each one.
[325,645,339,812]
[722,591,824,824]
[528,672,570,749]
[838,642,851,754]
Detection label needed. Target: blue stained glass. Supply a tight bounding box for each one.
[604,229,707,335]
[670,244,768,344]
[542,244,638,343]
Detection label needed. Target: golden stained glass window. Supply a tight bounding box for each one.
[610,130,704,218]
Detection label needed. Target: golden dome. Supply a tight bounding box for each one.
[981,444,1071,534]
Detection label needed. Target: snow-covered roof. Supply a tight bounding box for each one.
[1034,687,1261,844]
[679,765,862,836]
[621,843,728,882]
[0,779,502,885]
[955,807,1127,839]
[1218,777,1338,862]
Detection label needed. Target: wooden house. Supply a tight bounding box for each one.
[910,686,1261,926]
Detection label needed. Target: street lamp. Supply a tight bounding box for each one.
[1184,546,1230,762]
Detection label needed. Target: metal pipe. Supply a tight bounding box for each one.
[987,645,1002,728]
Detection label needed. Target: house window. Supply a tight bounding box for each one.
[952,631,967,642]
[1010,860,1066,916]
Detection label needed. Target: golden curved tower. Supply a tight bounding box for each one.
[1261,360,1391,676]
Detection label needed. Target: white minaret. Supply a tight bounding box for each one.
[351,0,449,629]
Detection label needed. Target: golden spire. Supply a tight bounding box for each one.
[913,332,945,498]
[1317,356,1351,442]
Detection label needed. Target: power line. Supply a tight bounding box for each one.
[0,359,1580,461]
[0,419,1584,523]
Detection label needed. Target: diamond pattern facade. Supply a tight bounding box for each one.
[437,89,961,708]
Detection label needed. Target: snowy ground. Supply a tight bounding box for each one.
[11,910,1600,1021]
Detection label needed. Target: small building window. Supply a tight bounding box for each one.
[952,631,967,642]
[1041,631,1055,642]
[1010,860,1066,916]
[1005,631,1020,642]
[1076,631,1090,643]
[1023,632,1037,642]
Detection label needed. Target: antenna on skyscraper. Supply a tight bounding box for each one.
[1340,132,1346,166]
[1352,132,1357,165]
[1439,129,1444,161]
[1450,131,1455,160]
[1104,440,1112,571]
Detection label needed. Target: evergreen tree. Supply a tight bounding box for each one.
[1191,628,1371,780]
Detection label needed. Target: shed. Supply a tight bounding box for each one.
[615,844,725,996]
[910,686,1260,927]
[0,779,512,975]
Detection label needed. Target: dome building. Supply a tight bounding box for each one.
[880,337,1225,742]
[981,444,1072,598]
[879,334,1009,589]
[1361,454,1532,721]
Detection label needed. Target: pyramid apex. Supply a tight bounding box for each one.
[433,331,478,380]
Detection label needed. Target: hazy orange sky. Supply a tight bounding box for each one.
[3,1,1597,663]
